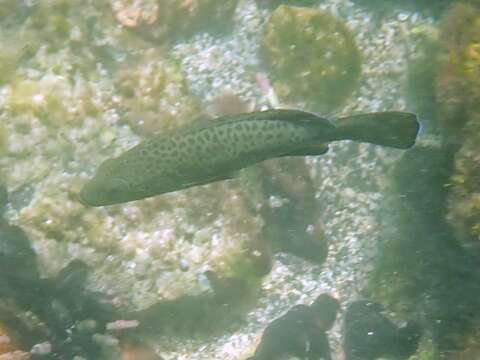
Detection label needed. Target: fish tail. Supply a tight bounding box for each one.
[333,112,420,149]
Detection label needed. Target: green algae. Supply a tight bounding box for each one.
[0,124,7,156]
[260,5,361,113]
[435,3,480,136]
[447,112,480,253]
[367,145,480,358]
[0,39,23,85]
[6,77,80,127]
[435,4,480,255]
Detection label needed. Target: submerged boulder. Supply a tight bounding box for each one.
[436,4,480,253]
[260,5,361,113]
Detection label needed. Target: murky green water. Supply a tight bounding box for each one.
[1,0,479,359]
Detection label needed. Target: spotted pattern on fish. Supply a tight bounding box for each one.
[79,109,419,206]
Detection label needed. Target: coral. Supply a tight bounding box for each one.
[260,5,361,113]
[114,49,201,136]
[206,91,253,118]
[110,0,239,42]
[27,0,114,48]
[0,351,30,360]
[0,325,16,355]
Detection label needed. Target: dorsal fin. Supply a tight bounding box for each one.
[253,109,321,122]
[151,109,335,140]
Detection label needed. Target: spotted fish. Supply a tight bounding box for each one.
[79,109,419,206]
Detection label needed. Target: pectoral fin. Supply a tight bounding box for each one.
[179,172,236,189]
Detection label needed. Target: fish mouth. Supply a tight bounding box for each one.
[78,190,93,207]
[77,184,101,207]
[78,185,124,207]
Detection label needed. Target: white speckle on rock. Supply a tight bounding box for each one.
[31,342,52,355]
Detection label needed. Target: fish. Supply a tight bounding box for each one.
[79,109,419,206]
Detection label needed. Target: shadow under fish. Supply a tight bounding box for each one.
[79,109,419,206]
[260,159,328,264]
[128,271,259,338]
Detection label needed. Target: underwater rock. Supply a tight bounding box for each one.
[0,186,7,216]
[0,192,51,354]
[14,259,121,359]
[248,294,339,360]
[0,297,49,357]
[260,159,329,264]
[343,300,421,360]
[114,49,201,136]
[447,112,480,252]
[111,0,239,42]
[350,0,456,18]
[132,272,259,337]
[368,145,480,357]
[0,124,6,157]
[260,5,361,113]
[27,1,115,51]
[435,3,480,140]
[0,221,40,288]
[17,157,267,310]
[0,0,242,315]
[0,202,123,360]
[206,91,254,118]
[255,0,318,9]
[437,4,480,252]
[0,325,17,355]
[120,339,163,360]
[0,36,23,86]
[0,0,31,28]
[0,351,30,360]
[6,77,80,127]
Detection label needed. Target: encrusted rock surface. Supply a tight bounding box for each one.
[0,0,437,358]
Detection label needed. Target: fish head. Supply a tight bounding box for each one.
[79,158,150,206]
[80,176,133,206]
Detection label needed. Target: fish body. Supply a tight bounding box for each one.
[80,109,419,206]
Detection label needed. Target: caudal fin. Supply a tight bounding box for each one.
[334,112,420,149]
